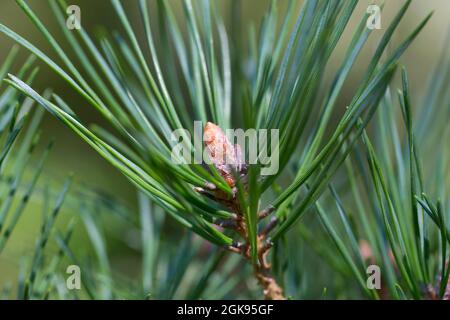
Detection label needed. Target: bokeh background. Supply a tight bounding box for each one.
[0,0,449,294]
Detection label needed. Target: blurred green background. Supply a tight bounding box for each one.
[0,0,449,294]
